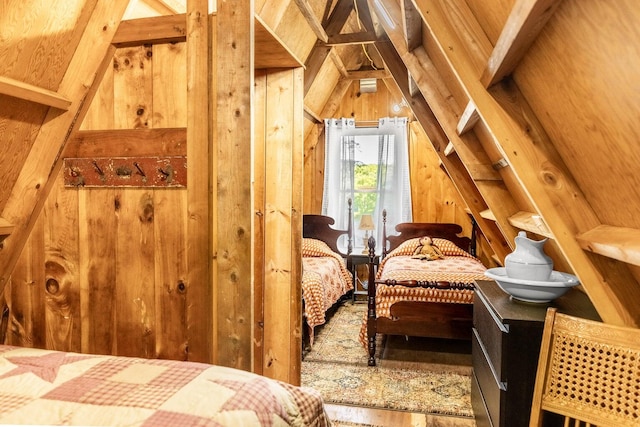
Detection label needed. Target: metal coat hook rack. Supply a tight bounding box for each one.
[63,156,187,188]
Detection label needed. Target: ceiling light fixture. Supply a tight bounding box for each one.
[360,78,377,93]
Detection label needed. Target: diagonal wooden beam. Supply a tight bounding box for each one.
[326,31,378,45]
[355,0,375,32]
[412,0,640,326]
[402,0,422,51]
[325,0,356,36]
[374,40,510,261]
[303,44,332,94]
[303,0,354,94]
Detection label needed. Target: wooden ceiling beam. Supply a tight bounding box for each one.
[303,45,332,94]
[414,0,640,326]
[401,0,422,52]
[325,0,356,36]
[344,69,390,80]
[329,50,349,77]
[355,0,375,32]
[374,39,511,261]
[326,31,378,46]
[481,0,564,87]
[303,0,354,94]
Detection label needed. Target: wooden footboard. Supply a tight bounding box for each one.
[366,284,473,366]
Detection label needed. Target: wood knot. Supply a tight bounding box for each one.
[45,278,59,294]
[177,281,186,293]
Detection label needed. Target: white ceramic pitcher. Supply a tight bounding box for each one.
[504,231,553,281]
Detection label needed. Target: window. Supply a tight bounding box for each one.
[322,117,412,253]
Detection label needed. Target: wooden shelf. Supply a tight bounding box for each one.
[507,211,553,238]
[255,15,304,69]
[576,225,640,267]
[112,14,304,70]
[479,209,496,221]
[0,75,71,110]
[0,217,15,244]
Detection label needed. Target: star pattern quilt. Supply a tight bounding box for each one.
[0,345,330,426]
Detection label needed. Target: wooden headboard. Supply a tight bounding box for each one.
[381,210,475,258]
[302,200,353,257]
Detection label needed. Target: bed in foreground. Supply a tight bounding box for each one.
[0,345,330,426]
[361,216,487,366]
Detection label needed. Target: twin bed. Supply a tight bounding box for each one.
[302,213,353,347]
[0,215,354,425]
[0,344,329,425]
[361,213,487,366]
[300,208,487,368]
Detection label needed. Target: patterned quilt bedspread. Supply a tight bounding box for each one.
[0,345,330,426]
[374,237,487,318]
[302,238,352,343]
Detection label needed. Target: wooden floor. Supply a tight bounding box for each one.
[325,403,476,426]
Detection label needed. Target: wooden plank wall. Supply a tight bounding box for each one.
[7,43,191,360]
[255,68,304,384]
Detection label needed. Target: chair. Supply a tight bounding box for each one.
[529,308,640,427]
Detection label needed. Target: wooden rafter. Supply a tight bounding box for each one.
[326,31,378,45]
[412,0,640,326]
[372,1,513,262]
[325,0,356,36]
[401,0,422,51]
[303,0,355,94]
[374,39,509,262]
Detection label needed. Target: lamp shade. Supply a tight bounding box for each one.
[358,214,375,231]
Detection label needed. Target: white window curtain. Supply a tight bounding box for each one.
[322,117,412,253]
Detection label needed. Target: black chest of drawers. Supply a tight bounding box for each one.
[471,280,599,427]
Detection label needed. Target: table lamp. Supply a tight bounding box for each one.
[359,214,375,254]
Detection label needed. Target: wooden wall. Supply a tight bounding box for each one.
[6,43,191,360]
[5,14,305,385]
[254,68,304,381]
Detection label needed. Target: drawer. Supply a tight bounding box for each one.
[472,328,505,427]
[471,372,493,427]
[473,291,507,381]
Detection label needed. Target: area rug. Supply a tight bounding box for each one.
[302,303,474,418]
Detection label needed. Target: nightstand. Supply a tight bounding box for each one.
[347,253,379,303]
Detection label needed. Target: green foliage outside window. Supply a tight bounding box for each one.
[354,162,378,220]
